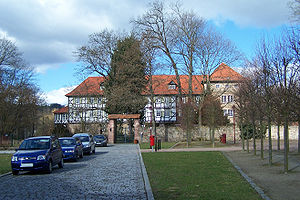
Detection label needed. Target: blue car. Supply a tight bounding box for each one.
[11,136,64,175]
[59,137,83,161]
[72,133,95,155]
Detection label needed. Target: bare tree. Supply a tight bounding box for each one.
[201,94,228,147]
[270,29,299,173]
[133,1,183,99]
[0,37,41,145]
[251,36,276,164]
[171,4,206,100]
[75,30,120,79]
[195,26,242,140]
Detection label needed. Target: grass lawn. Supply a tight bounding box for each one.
[0,154,12,175]
[142,152,262,200]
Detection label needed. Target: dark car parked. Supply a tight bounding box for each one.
[72,133,95,154]
[59,137,83,161]
[94,135,108,147]
[11,136,64,175]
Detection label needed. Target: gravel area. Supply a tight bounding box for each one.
[0,144,148,200]
[224,150,300,200]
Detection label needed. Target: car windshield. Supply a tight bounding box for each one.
[95,135,105,139]
[94,135,105,141]
[59,139,76,147]
[19,138,50,150]
[76,136,89,142]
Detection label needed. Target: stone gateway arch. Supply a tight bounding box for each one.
[107,114,141,144]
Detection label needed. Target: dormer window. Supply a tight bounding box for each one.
[100,82,104,90]
[168,81,177,90]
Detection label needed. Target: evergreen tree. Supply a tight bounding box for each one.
[103,36,147,114]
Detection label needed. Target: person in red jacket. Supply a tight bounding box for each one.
[149,135,155,152]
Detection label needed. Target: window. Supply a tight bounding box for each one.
[100,82,104,90]
[168,81,177,90]
[156,111,161,117]
[221,96,227,103]
[168,84,176,89]
[228,109,233,116]
[228,95,233,102]
[216,84,220,88]
[165,110,170,117]
[223,109,228,116]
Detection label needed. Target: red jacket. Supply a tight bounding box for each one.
[150,135,155,146]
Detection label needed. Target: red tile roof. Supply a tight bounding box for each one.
[65,63,243,97]
[53,106,68,114]
[66,77,105,97]
[210,63,243,82]
[145,75,204,95]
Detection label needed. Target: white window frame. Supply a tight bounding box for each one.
[221,96,227,103]
[228,95,233,102]
[168,84,176,90]
[228,109,233,116]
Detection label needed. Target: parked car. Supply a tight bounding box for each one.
[11,136,64,175]
[59,137,83,161]
[94,135,108,147]
[72,133,95,154]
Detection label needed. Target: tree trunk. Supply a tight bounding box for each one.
[212,127,215,148]
[268,116,272,166]
[241,123,245,151]
[246,124,249,153]
[277,123,280,150]
[252,120,256,155]
[283,116,289,173]
[198,97,204,140]
[260,120,264,160]
[298,119,300,153]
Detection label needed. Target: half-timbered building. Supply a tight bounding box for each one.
[54,63,243,137]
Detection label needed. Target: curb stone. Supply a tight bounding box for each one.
[137,144,155,200]
[222,152,272,200]
[0,172,12,178]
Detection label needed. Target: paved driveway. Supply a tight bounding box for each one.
[0,144,151,200]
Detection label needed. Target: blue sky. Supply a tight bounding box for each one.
[0,0,296,105]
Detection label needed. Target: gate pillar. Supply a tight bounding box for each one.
[134,119,141,143]
[107,119,115,144]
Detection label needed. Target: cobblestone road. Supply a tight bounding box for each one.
[0,144,148,200]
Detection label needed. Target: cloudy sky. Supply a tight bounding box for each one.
[0,0,295,105]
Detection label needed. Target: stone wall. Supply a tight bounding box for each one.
[68,122,299,143]
[68,123,106,135]
[140,124,240,143]
[269,125,299,140]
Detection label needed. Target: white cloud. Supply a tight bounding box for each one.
[44,86,76,105]
[0,0,293,75]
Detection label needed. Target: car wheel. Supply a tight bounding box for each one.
[46,161,53,174]
[58,158,64,168]
[80,151,83,158]
[12,170,19,175]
